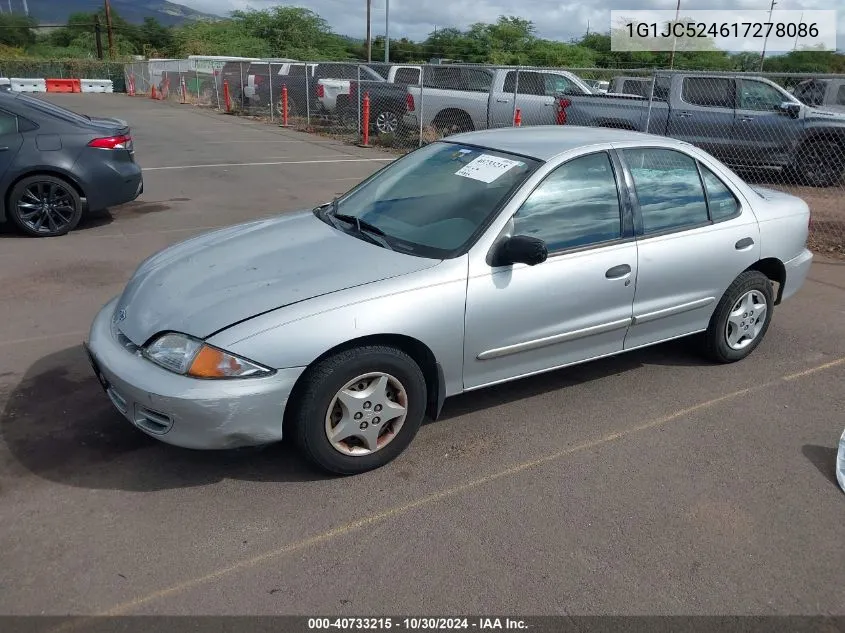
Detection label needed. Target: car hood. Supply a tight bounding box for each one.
[113,210,441,345]
[804,105,845,119]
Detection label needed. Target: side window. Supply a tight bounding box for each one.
[837,85,845,106]
[653,76,671,101]
[623,148,709,234]
[463,69,492,92]
[394,68,420,84]
[516,72,545,96]
[738,79,786,111]
[0,111,18,136]
[699,164,740,221]
[682,77,735,109]
[512,152,622,252]
[543,74,578,95]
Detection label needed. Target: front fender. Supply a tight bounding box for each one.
[205,257,470,399]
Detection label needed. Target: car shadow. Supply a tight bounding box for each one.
[801,444,841,489]
[0,338,714,493]
[0,209,114,238]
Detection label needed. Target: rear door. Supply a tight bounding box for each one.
[666,76,736,160]
[619,145,760,350]
[0,109,23,181]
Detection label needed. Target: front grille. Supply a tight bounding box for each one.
[134,406,173,435]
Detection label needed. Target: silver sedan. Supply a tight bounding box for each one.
[85,126,814,474]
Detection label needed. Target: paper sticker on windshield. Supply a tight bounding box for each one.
[455,154,522,183]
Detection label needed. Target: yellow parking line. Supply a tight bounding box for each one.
[50,355,845,625]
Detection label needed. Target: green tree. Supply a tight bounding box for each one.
[0,13,37,48]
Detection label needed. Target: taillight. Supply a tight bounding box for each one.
[316,83,324,98]
[349,82,357,98]
[88,134,132,150]
[406,92,415,112]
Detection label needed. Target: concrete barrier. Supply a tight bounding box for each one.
[80,79,114,93]
[10,78,47,93]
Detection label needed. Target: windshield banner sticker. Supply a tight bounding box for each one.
[455,154,522,183]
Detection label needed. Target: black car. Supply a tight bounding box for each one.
[0,91,143,237]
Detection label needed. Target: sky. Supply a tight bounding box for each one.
[177,0,845,51]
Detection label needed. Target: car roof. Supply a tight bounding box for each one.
[445,126,683,161]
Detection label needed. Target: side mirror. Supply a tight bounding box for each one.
[493,235,548,267]
[780,101,801,118]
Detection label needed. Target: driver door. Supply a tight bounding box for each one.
[462,150,638,390]
[732,78,802,166]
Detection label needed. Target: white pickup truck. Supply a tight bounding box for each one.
[402,67,594,133]
[317,64,422,113]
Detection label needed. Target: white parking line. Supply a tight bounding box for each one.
[143,158,394,171]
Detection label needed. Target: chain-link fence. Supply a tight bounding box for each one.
[125,59,845,256]
[0,60,126,91]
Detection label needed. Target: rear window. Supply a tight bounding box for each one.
[16,93,90,124]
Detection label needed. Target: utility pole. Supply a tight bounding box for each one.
[384,0,390,63]
[760,0,777,71]
[95,15,104,60]
[22,0,29,16]
[366,0,372,62]
[104,0,115,60]
[668,0,680,70]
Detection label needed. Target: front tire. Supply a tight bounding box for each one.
[703,270,774,363]
[290,346,427,475]
[794,140,845,187]
[7,175,82,237]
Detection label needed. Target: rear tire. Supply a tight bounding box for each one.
[7,175,82,238]
[290,345,427,475]
[703,270,774,363]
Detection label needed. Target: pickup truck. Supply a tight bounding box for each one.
[402,66,594,134]
[318,64,421,117]
[333,66,423,136]
[790,77,845,111]
[561,72,845,186]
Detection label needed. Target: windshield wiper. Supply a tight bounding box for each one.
[333,213,386,237]
[331,211,394,251]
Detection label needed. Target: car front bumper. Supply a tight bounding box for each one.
[780,248,813,303]
[86,297,306,450]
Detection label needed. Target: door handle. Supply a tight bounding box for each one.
[676,112,692,118]
[543,102,555,106]
[735,237,755,251]
[495,98,510,103]
[605,264,632,279]
[738,116,755,122]
[0,147,8,152]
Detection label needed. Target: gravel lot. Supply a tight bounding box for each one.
[1,94,844,619]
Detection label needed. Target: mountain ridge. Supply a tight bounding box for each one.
[12,0,221,26]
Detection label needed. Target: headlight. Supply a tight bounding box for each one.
[143,332,274,379]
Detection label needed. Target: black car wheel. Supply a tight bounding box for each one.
[8,175,82,237]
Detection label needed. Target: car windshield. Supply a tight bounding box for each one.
[318,142,541,258]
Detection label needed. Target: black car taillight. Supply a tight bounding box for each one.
[89,134,132,150]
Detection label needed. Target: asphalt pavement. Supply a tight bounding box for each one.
[1,94,844,618]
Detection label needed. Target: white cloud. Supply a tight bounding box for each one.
[177,0,845,50]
